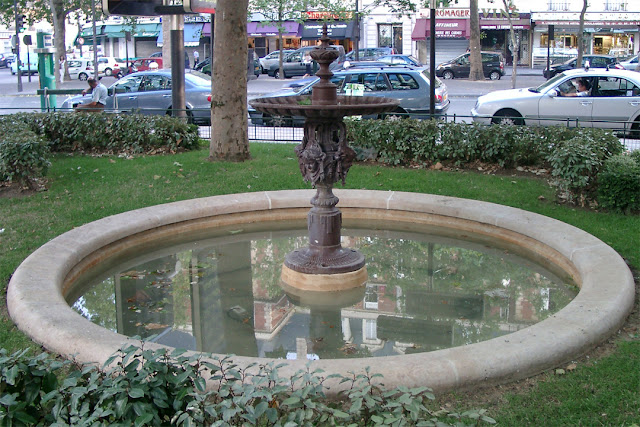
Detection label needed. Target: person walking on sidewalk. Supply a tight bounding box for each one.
[193,50,199,67]
[59,55,65,83]
[75,78,107,112]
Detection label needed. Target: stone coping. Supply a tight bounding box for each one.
[7,190,635,393]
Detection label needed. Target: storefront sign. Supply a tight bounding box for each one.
[418,8,470,19]
[412,18,470,39]
[532,11,640,26]
[301,21,354,40]
[304,11,352,20]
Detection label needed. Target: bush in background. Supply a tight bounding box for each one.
[597,152,640,213]
[0,117,50,189]
[347,119,625,207]
[14,112,200,154]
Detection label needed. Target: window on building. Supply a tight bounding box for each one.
[377,23,403,54]
[547,1,569,11]
[604,0,627,11]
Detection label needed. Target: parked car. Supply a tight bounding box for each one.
[345,47,397,61]
[67,59,96,81]
[11,54,39,75]
[193,57,210,72]
[543,54,623,79]
[250,65,449,126]
[4,54,15,67]
[267,46,346,78]
[471,68,640,136]
[60,70,212,125]
[0,53,10,68]
[258,50,295,74]
[620,54,638,71]
[201,52,260,78]
[133,58,163,71]
[436,51,504,80]
[376,54,423,67]
[96,56,122,76]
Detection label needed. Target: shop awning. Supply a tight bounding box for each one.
[247,21,300,37]
[157,23,204,47]
[411,17,469,40]
[202,22,211,37]
[301,21,355,40]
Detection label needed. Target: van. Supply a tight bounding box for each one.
[435,52,504,80]
[267,45,346,78]
[11,54,39,75]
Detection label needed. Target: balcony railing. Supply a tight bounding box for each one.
[547,1,569,11]
[604,0,627,11]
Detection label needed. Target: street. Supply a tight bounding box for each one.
[0,66,547,119]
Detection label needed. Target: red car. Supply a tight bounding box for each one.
[133,58,163,71]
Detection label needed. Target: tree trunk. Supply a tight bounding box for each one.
[50,0,68,83]
[468,0,483,81]
[577,0,587,66]
[503,0,519,89]
[209,0,250,162]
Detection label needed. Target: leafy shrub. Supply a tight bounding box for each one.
[15,112,200,154]
[0,345,496,426]
[597,153,640,213]
[0,118,50,188]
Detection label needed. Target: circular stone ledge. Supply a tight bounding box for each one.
[7,190,635,394]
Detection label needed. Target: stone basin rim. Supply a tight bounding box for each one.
[7,190,635,394]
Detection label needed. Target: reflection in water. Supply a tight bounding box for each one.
[73,226,578,360]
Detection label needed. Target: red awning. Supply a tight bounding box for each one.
[412,18,469,40]
[411,18,428,41]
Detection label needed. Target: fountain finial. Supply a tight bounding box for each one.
[310,22,339,105]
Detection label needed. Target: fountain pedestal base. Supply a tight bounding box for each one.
[281,264,367,292]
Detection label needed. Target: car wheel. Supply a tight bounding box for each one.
[79,72,88,81]
[442,70,454,80]
[489,71,501,80]
[274,70,281,79]
[491,109,524,126]
[116,71,123,78]
[166,108,194,124]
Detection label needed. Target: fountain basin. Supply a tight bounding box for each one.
[249,95,400,119]
[7,190,634,393]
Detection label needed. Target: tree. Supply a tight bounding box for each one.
[576,0,587,67]
[210,0,251,162]
[468,0,483,81]
[502,0,519,89]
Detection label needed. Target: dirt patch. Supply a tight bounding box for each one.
[0,180,47,198]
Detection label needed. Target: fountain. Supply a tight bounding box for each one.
[250,25,399,291]
[5,29,635,395]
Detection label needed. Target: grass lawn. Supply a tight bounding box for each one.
[1,142,638,425]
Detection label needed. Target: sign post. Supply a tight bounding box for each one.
[35,32,56,111]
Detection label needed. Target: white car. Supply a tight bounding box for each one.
[258,50,294,74]
[67,59,96,81]
[620,54,638,71]
[96,56,121,76]
[471,68,640,136]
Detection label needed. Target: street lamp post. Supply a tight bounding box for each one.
[92,0,98,80]
[14,0,22,92]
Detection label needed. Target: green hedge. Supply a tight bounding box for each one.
[14,112,200,154]
[0,116,50,188]
[346,118,625,206]
[597,152,640,213]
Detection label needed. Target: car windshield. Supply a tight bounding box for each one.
[421,70,441,87]
[530,73,566,93]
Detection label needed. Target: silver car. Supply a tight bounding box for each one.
[250,65,449,126]
[60,70,212,125]
[259,50,294,74]
[471,68,640,136]
[620,54,638,71]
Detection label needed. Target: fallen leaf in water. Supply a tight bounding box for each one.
[145,323,168,330]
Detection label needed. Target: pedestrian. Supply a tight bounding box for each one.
[303,52,312,77]
[59,55,65,83]
[193,50,199,67]
[75,78,108,112]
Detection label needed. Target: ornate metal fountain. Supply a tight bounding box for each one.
[250,25,399,291]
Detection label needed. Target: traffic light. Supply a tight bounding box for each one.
[17,15,26,32]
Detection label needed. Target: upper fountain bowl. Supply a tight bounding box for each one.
[249,95,399,119]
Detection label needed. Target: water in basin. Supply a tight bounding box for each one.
[69,219,578,360]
